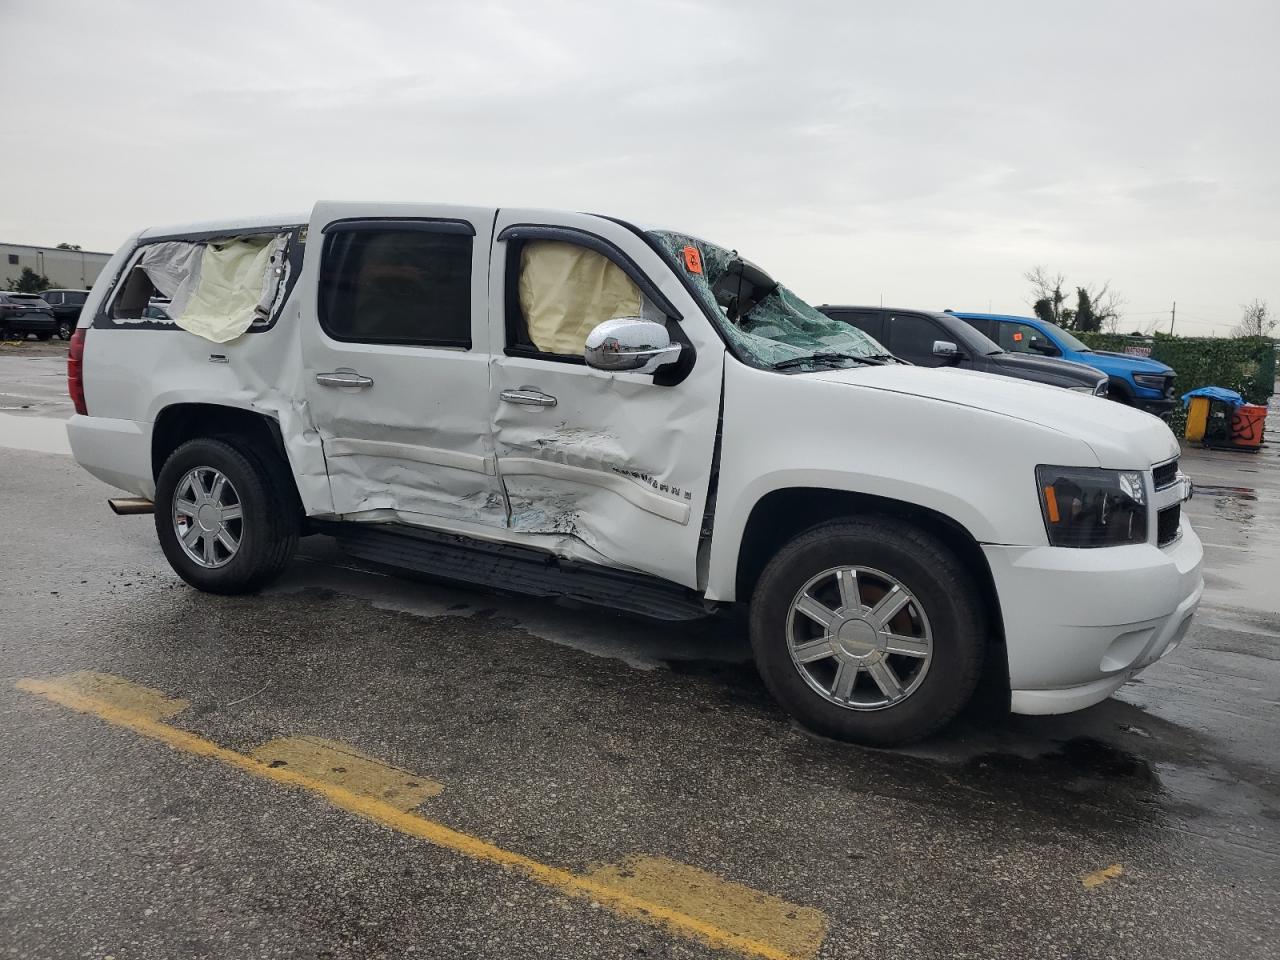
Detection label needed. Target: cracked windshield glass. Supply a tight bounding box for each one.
[648,230,886,368]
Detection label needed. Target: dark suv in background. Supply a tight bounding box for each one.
[818,306,1109,395]
[0,293,57,341]
[40,289,92,340]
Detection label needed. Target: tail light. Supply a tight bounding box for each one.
[68,327,87,415]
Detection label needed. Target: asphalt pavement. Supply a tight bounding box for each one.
[1,345,1277,960]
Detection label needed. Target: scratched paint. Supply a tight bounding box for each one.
[16,672,827,960]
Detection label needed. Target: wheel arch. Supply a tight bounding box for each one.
[732,486,1009,701]
[151,402,304,523]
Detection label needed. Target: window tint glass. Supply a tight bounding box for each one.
[321,229,472,347]
[67,292,88,305]
[887,314,943,359]
[44,292,61,304]
[997,321,1053,354]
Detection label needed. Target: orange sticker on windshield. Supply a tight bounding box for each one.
[682,246,703,274]
[1013,331,1023,341]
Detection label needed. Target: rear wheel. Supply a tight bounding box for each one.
[56,321,73,340]
[155,437,299,594]
[749,517,986,746]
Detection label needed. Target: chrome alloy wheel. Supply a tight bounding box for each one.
[172,466,243,569]
[786,565,933,710]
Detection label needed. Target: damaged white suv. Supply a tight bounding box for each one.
[67,202,1202,745]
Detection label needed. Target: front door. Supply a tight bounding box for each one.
[300,202,506,527]
[486,210,724,588]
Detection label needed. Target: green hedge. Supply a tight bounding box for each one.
[1076,332,1277,432]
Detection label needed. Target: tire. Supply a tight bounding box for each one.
[57,321,73,340]
[749,516,986,746]
[35,331,53,341]
[154,437,299,594]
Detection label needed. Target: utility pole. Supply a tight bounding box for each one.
[1169,300,1176,335]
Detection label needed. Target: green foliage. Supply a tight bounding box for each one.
[5,267,51,293]
[1078,332,1277,432]
[1074,287,1099,332]
[55,242,82,251]
[1032,298,1055,325]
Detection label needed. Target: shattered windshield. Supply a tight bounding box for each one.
[647,230,885,369]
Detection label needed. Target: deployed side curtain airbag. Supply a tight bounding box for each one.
[137,234,287,343]
[518,240,642,355]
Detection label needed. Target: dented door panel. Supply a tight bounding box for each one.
[300,202,507,526]
[487,210,725,589]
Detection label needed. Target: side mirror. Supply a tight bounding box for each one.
[1028,339,1058,356]
[584,317,682,374]
[932,340,959,358]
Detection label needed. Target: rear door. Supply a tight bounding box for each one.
[485,211,724,588]
[300,202,507,527]
[823,308,886,346]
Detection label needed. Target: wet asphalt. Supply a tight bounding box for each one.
[1,346,1278,960]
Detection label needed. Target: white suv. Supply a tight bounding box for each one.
[65,202,1203,745]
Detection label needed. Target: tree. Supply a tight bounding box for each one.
[1025,267,1068,324]
[5,267,51,293]
[55,242,82,251]
[1025,266,1124,331]
[1232,299,1275,338]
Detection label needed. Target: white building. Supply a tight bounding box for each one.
[2,242,112,291]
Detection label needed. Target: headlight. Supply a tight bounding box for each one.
[1133,373,1167,389]
[1036,465,1147,547]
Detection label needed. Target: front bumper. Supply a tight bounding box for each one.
[984,519,1203,715]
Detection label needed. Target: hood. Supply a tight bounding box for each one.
[810,364,1178,467]
[1084,350,1173,374]
[985,351,1106,387]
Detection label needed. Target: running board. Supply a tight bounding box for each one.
[329,523,716,622]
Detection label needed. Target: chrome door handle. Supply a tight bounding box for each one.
[316,371,374,388]
[500,387,557,407]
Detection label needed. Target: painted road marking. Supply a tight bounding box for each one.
[249,736,442,811]
[586,856,827,960]
[16,673,827,960]
[1082,863,1125,889]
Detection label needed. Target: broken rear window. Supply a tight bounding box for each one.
[110,233,291,343]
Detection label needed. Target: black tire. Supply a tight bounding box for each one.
[154,437,299,594]
[749,516,986,746]
[56,321,73,340]
[35,331,53,341]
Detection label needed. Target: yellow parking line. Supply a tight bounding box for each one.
[16,673,826,960]
[1081,863,1125,889]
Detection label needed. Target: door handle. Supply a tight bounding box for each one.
[316,371,374,388]
[500,387,557,407]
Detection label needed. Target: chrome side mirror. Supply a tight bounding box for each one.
[932,340,959,358]
[584,317,682,374]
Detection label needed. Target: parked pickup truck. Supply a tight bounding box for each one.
[818,305,1109,395]
[950,312,1177,415]
[66,203,1203,745]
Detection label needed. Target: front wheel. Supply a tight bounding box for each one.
[749,517,986,746]
[155,437,299,594]
[56,321,73,340]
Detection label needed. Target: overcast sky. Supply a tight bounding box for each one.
[2,0,1276,334]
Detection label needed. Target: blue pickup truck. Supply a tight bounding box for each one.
[950,312,1176,415]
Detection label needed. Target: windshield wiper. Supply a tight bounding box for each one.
[772,352,885,371]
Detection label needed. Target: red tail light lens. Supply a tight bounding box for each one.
[68,327,87,415]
